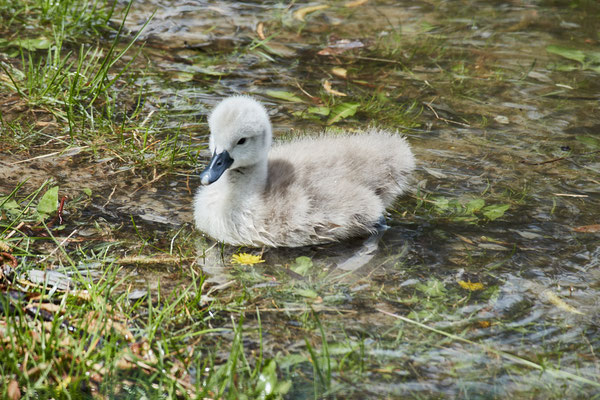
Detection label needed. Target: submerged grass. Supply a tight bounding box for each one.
[379,309,600,389]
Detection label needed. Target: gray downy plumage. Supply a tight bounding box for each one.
[193,96,416,247]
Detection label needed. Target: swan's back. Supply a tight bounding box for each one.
[270,129,413,204]
[256,129,415,246]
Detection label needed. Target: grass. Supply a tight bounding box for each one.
[0,0,196,177]
[0,181,295,399]
[0,1,273,396]
[0,0,116,44]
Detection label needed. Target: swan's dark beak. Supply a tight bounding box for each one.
[200,150,234,185]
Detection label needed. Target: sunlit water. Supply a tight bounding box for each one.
[6,0,599,397]
[119,0,600,397]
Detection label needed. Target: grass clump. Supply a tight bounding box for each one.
[0,0,116,43]
[0,182,294,399]
[0,0,144,130]
[0,0,198,175]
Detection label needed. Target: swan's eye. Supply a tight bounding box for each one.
[237,138,247,145]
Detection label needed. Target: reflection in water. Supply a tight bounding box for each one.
[196,230,407,286]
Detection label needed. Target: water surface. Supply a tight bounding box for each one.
[8,0,600,397]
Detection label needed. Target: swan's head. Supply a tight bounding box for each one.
[200,96,272,185]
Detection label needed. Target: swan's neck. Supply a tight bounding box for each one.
[226,159,268,194]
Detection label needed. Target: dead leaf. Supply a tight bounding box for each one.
[506,9,539,32]
[477,243,509,251]
[572,224,600,233]
[69,290,92,301]
[331,67,347,78]
[323,80,347,96]
[345,0,368,7]
[115,355,138,370]
[458,280,485,291]
[542,290,584,315]
[494,115,509,124]
[130,340,152,357]
[25,302,63,314]
[81,311,135,343]
[257,22,265,40]
[293,5,329,21]
[0,252,17,267]
[455,234,475,245]
[8,380,20,400]
[318,39,364,56]
[35,120,57,128]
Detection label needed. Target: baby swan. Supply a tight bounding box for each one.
[194,96,415,247]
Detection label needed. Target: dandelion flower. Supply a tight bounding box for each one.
[231,253,265,266]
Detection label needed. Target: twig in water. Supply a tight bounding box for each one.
[425,98,470,127]
[103,185,117,207]
[336,54,404,64]
[520,149,600,166]
[553,193,588,198]
[294,81,317,100]
[39,229,79,264]
[57,196,67,225]
[186,174,192,195]
[5,221,25,240]
[10,147,89,165]
[11,151,61,165]
[130,172,167,196]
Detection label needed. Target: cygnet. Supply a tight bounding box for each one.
[194,96,415,247]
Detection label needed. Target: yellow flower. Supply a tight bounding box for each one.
[458,280,485,291]
[231,253,265,265]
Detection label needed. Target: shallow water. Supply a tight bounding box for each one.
[158,2,597,396]
[4,0,600,397]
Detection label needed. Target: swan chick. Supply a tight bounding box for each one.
[194,96,415,247]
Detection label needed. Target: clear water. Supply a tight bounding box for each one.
[6,0,600,397]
